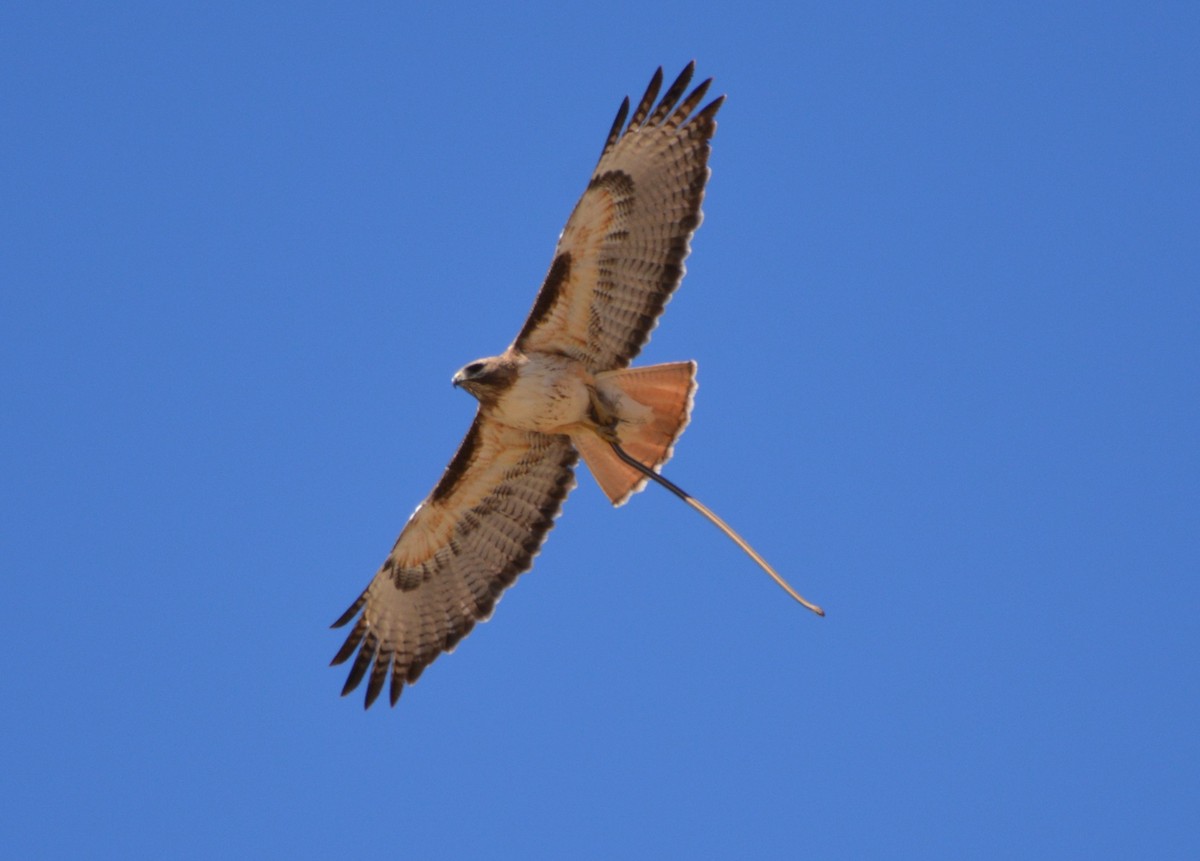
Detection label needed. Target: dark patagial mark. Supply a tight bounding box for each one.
[588,169,635,202]
[430,417,484,503]
[515,252,572,348]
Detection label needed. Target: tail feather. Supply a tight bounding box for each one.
[572,361,697,506]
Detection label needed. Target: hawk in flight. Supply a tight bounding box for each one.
[332,63,823,708]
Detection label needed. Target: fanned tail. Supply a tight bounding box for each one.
[572,361,697,506]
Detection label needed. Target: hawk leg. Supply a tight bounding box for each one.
[585,385,622,444]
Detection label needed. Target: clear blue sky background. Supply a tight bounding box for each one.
[3,2,1197,858]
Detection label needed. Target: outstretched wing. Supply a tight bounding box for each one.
[514,62,723,372]
[331,415,577,708]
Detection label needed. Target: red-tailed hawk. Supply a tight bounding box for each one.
[332,63,823,708]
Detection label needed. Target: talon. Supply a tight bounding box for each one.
[597,424,620,444]
[587,386,621,443]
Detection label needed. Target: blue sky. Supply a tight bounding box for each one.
[3,2,1197,858]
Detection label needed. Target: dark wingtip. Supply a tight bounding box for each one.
[602,95,631,156]
[363,655,390,709]
[331,592,366,629]
[340,636,376,699]
[330,620,366,666]
[651,63,696,124]
[364,677,383,709]
[694,94,725,131]
[628,66,664,129]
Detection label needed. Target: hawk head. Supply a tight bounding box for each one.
[452,355,517,404]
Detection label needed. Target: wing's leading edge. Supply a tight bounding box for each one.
[332,416,576,707]
[515,62,723,371]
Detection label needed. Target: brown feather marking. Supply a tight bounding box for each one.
[648,62,695,124]
[389,664,405,706]
[627,66,664,129]
[341,632,377,696]
[329,617,367,665]
[365,651,390,708]
[589,169,635,205]
[515,252,572,348]
[430,415,484,503]
[666,77,712,129]
[600,96,631,159]
[330,592,367,629]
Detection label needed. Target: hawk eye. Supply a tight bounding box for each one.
[464,362,485,377]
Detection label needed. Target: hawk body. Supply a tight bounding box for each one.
[455,352,593,434]
[334,64,723,707]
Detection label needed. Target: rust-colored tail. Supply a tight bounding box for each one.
[572,361,697,506]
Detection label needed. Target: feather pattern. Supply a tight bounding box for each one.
[515,62,723,371]
[332,416,576,707]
